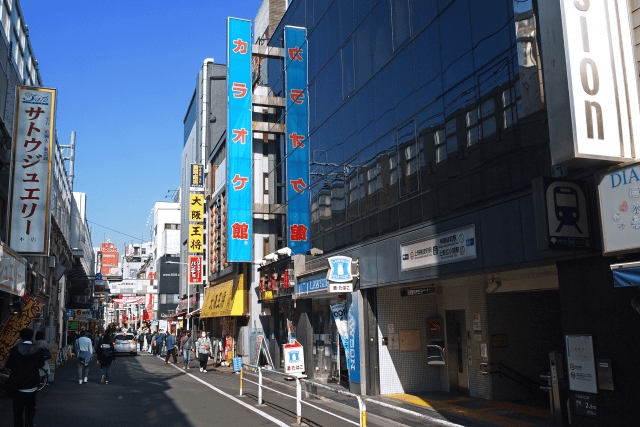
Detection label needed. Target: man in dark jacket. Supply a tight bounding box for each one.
[6,328,45,427]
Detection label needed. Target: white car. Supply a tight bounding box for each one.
[113,333,137,356]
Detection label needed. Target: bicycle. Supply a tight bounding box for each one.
[0,366,48,393]
[37,367,48,391]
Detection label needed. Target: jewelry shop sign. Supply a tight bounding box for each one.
[401,225,477,271]
[9,86,56,254]
[597,161,640,255]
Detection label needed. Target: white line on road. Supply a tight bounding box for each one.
[167,362,290,427]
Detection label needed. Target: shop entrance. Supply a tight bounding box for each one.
[311,303,340,382]
[445,309,469,393]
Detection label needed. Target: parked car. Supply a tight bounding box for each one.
[113,333,137,356]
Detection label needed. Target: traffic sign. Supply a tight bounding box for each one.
[95,273,103,280]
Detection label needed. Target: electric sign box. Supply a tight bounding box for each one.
[533,177,590,251]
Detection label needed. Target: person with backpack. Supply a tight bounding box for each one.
[6,328,45,427]
[96,333,116,384]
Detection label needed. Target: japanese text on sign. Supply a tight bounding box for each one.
[400,224,477,271]
[10,87,56,254]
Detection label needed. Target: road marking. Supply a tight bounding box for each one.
[168,363,290,427]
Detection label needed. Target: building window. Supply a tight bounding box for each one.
[467,99,496,146]
[502,84,522,129]
[160,294,167,304]
[436,118,458,163]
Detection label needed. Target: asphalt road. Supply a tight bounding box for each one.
[0,352,465,427]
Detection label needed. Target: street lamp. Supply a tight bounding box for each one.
[166,261,197,332]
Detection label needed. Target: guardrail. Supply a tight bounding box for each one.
[240,364,468,427]
[240,363,366,426]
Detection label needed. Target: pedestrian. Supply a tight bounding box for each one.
[181,331,195,370]
[33,331,52,377]
[146,329,153,352]
[6,328,46,427]
[75,330,93,384]
[195,331,212,373]
[96,333,116,384]
[154,329,165,357]
[164,331,178,364]
[138,330,145,352]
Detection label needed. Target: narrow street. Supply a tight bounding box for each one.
[1,353,472,427]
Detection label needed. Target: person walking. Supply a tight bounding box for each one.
[195,331,212,373]
[164,331,178,364]
[6,328,46,427]
[138,330,145,352]
[181,331,195,370]
[96,333,116,384]
[154,330,165,357]
[75,330,93,384]
[145,329,153,352]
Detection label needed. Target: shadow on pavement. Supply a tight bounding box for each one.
[8,353,195,427]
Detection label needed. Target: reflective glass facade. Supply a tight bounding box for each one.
[268,0,548,253]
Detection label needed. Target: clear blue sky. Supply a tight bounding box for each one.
[20,0,264,253]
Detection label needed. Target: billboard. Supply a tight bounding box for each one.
[227,17,253,262]
[100,242,119,276]
[284,26,311,255]
[9,86,56,254]
[541,0,640,165]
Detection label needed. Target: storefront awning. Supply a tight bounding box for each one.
[611,262,640,287]
[200,274,246,318]
[168,311,187,319]
[187,308,201,318]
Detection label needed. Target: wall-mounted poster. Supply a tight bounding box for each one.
[566,334,598,394]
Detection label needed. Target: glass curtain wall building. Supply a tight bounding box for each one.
[262,1,640,425]
[268,0,544,251]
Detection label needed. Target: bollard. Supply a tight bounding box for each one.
[357,396,367,427]
[258,368,263,405]
[239,367,243,396]
[295,377,302,425]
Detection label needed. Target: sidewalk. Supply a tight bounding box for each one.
[235,367,557,427]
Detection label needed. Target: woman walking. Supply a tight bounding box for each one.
[96,333,116,384]
[195,331,212,372]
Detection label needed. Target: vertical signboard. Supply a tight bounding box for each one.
[188,255,203,285]
[188,224,204,254]
[284,26,311,255]
[9,86,56,254]
[541,0,640,165]
[189,193,204,222]
[227,17,253,262]
[190,164,203,187]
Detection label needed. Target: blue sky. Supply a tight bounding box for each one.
[20,0,264,253]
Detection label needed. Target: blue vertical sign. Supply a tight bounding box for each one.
[284,26,311,255]
[227,17,253,262]
[347,293,361,383]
